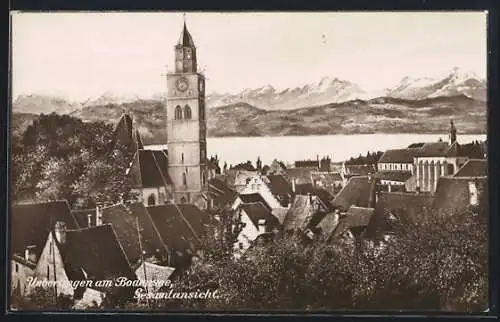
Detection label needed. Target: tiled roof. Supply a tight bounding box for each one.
[344,165,376,175]
[282,195,316,232]
[418,142,450,157]
[240,202,280,232]
[237,193,272,212]
[112,114,136,151]
[177,22,196,47]
[373,171,413,182]
[332,206,374,238]
[311,172,343,186]
[315,212,340,239]
[146,204,208,267]
[208,178,238,207]
[135,130,144,149]
[266,175,293,196]
[447,142,484,158]
[101,203,169,265]
[233,170,258,186]
[366,191,434,239]
[130,150,172,188]
[433,176,488,216]
[11,200,79,259]
[71,208,97,229]
[378,148,421,164]
[454,159,488,178]
[61,224,136,289]
[332,176,375,212]
[379,142,454,163]
[285,167,315,185]
[295,183,314,195]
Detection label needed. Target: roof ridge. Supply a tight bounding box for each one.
[150,149,170,188]
[140,206,172,262]
[172,204,201,244]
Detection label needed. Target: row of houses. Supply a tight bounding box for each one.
[11,200,208,308]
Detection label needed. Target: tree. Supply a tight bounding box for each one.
[12,113,138,208]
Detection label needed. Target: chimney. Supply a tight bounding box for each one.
[307,193,312,205]
[54,221,67,245]
[292,178,296,193]
[96,206,103,226]
[257,219,266,234]
[24,245,37,263]
[87,214,93,228]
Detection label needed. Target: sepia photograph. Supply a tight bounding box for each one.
[9,11,488,312]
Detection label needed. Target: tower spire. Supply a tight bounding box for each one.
[449,119,457,145]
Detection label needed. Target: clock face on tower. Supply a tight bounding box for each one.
[176,77,189,92]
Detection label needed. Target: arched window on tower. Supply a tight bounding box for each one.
[183,172,187,186]
[184,105,192,119]
[175,105,183,120]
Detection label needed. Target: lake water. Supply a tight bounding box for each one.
[146,134,487,167]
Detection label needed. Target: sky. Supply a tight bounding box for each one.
[11,11,487,102]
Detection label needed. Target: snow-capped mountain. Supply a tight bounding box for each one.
[83,91,144,107]
[206,76,373,110]
[386,67,486,101]
[12,94,83,115]
[12,66,486,115]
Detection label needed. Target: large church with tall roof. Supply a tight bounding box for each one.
[116,19,210,209]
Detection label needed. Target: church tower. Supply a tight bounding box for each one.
[166,20,208,205]
[449,119,457,145]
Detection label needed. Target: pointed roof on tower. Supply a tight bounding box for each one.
[177,20,195,48]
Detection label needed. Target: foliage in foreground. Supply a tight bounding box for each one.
[12,113,138,208]
[170,207,488,312]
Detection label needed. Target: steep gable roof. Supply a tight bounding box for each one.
[454,159,488,178]
[146,204,208,265]
[282,195,316,231]
[433,176,487,216]
[332,176,373,212]
[61,224,136,285]
[101,203,169,266]
[378,148,421,164]
[332,206,374,239]
[373,171,413,182]
[418,141,450,157]
[11,200,79,259]
[315,212,340,239]
[240,202,280,231]
[237,193,272,212]
[129,150,172,188]
[366,191,434,239]
[112,114,137,151]
[285,167,315,184]
[208,177,238,206]
[135,130,144,149]
[266,174,293,196]
[71,208,96,229]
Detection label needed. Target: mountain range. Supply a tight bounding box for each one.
[11,67,487,141]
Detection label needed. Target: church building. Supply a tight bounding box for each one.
[165,21,209,207]
[123,20,210,209]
